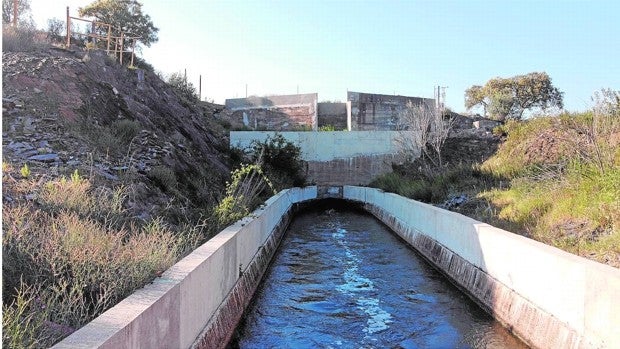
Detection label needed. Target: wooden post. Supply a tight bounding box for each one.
[119,32,124,65]
[106,24,111,54]
[91,21,96,46]
[12,0,17,26]
[130,38,136,67]
[66,7,71,47]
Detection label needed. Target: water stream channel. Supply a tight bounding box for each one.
[231,203,527,348]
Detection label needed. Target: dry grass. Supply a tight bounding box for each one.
[2,167,195,346]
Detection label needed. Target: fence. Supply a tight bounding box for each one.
[65,7,140,66]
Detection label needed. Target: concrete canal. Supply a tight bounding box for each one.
[231,203,526,348]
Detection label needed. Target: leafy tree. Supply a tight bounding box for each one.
[2,0,31,25]
[465,72,564,120]
[464,85,487,117]
[78,0,158,48]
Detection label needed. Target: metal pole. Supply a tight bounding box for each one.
[199,75,202,101]
[66,7,70,47]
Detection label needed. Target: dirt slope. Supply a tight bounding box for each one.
[3,47,230,223]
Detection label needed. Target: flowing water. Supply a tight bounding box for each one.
[231,205,527,348]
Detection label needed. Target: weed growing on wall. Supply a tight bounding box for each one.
[214,164,276,227]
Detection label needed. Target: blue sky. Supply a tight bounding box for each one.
[30,0,619,112]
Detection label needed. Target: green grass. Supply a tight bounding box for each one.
[371,111,620,267]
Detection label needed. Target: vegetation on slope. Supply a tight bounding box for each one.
[371,103,620,267]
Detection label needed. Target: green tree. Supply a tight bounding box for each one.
[465,72,564,120]
[78,0,158,48]
[2,0,31,25]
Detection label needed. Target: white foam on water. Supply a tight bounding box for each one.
[332,227,392,337]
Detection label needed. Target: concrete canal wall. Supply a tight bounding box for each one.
[54,186,619,349]
[343,186,620,349]
[53,187,318,349]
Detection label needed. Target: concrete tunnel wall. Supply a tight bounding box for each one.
[54,186,619,349]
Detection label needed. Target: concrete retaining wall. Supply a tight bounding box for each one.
[342,186,620,349]
[53,187,318,349]
[230,131,410,162]
[230,131,416,185]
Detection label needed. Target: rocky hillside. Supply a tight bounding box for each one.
[3,47,230,224]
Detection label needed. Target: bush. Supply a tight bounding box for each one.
[47,18,65,43]
[250,134,305,188]
[167,72,197,102]
[214,164,276,227]
[148,166,177,192]
[2,24,47,52]
[111,119,141,145]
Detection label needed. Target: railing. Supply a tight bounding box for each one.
[65,7,141,66]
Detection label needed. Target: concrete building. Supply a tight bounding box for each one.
[348,91,435,131]
[224,91,434,132]
[225,93,318,131]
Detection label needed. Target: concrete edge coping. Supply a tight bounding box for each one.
[351,186,620,275]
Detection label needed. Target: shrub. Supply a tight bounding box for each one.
[2,24,47,52]
[148,166,177,192]
[250,134,305,188]
[214,164,276,227]
[47,18,65,43]
[111,119,141,145]
[167,72,197,102]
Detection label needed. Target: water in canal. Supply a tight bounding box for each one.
[231,204,527,348]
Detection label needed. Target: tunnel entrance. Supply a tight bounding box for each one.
[229,201,526,348]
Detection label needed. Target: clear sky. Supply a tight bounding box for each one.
[29,0,619,112]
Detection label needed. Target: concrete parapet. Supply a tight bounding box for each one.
[343,186,620,349]
[53,187,318,349]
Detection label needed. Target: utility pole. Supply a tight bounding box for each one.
[440,86,448,113]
